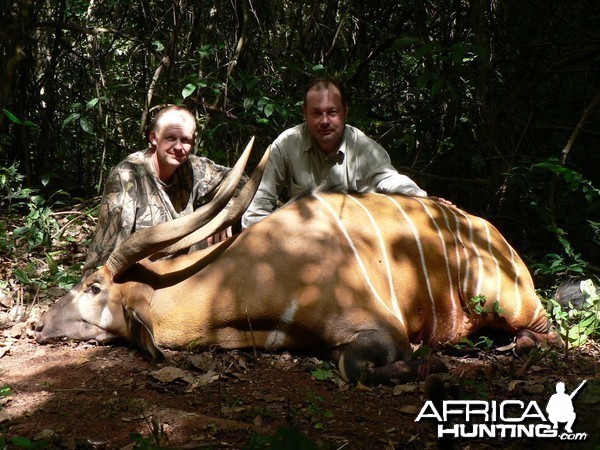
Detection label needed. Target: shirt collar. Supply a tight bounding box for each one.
[325,149,345,164]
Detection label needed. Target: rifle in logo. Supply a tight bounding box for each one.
[546,380,587,433]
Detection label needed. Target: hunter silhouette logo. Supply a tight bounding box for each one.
[415,379,589,441]
[546,380,586,433]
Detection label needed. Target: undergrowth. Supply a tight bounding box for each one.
[1,164,95,296]
[544,278,600,348]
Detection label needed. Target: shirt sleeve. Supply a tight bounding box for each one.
[375,171,428,196]
[82,167,139,276]
[189,157,228,204]
[241,143,287,229]
[190,156,249,210]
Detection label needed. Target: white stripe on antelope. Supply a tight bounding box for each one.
[36,141,564,384]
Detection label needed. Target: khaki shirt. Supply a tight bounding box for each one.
[83,149,231,274]
[242,123,427,228]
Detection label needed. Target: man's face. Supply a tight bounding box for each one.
[303,85,347,154]
[149,111,196,181]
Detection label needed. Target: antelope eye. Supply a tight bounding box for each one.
[87,284,102,295]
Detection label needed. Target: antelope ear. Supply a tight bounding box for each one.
[128,308,165,361]
[121,283,165,361]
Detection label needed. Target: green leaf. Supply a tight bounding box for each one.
[311,362,332,381]
[581,279,599,303]
[579,314,597,329]
[10,436,34,447]
[30,195,45,205]
[62,112,81,129]
[567,327,584,341]
[86,97,100,110]
[0,386,12,397]
[535,161,567,174]
[243,97,255,110]
[79,117,93,133]
[263,103,274,118]
[311,368,332,381]
[181,83,197,99]
[152,40,164,52]
[46,253,59,276]
[14,268,29,284]
[492,300,505,314]
[13,226,27,237]
[3,109,22,124]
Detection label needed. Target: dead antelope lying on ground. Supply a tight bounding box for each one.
[37,138,564,384]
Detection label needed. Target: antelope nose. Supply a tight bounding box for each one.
[35,318,47,342]
[35,317,45,333]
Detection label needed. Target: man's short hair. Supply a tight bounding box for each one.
[303,78,348,109]
[151,105,196,133]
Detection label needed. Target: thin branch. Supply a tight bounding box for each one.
[561,90,600,165]
[139,55,171,141]
[223,0,249,112]
[496,110,533,212]
[245,308,258,360]
[35,20,123,37]
[548,90,600,227]
[324,8,349,60]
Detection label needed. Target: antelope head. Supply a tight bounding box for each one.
[36,138,269,357]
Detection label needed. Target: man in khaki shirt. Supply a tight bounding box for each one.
[242,78,429,228]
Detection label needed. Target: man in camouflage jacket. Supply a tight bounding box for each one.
[83,106,234,276]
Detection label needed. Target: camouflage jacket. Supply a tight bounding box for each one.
[83,149,232,275]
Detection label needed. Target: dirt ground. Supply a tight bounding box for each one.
[1,298,599,449]
[0,212,599,449]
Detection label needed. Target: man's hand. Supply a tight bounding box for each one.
[429,196,455,207]
[206,226,233,246]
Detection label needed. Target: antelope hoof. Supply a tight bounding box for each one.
[367,357,448,385]
[515,329,564,356]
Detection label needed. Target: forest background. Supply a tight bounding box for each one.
[0,0,599,288]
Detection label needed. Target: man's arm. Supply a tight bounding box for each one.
[371,155,454,205]
[375,170,427,196]
[82,169,138,277]
[241,144,287,228]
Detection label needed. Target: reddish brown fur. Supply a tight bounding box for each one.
[38,192,559,382]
